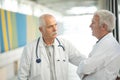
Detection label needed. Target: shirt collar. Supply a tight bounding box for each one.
[96,32,113,43]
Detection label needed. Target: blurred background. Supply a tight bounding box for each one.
[0,0,120,80]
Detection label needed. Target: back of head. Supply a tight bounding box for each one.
[39,14,55,27]
[94,10,116,32]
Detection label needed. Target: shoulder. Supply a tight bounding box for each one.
[56,37,70,44]
[56,36,74,47]
[24,38,38,50]
[21,38,39,57]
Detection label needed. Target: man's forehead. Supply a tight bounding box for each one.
[93,14,99,20]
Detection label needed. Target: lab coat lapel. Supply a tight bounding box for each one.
[38,37,49,64]
[38,37,51,80]
[54,39,63,80]
[54,39,60,60]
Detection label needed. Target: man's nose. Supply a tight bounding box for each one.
[53,25,57,31]
[89,23,92,28]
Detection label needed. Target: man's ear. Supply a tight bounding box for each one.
[101,23,107,31]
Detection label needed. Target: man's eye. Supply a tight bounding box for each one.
[48,25,52,28]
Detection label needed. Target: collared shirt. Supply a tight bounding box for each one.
[44,43,57,80]
[77,33,120,80]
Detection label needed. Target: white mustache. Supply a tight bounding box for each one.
[51,32,57,35]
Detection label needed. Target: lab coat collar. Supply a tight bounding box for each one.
[37,37,60,61]
[38,37,59,47]
[96,32,113,44]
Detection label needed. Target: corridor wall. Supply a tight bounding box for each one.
[0,9,39,53]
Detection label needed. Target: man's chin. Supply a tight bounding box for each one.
[53,35,57,38]
[53,34,57,37]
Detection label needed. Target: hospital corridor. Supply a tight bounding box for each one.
[0,0,120,80]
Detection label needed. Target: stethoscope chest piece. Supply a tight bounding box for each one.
[36,58,41,63]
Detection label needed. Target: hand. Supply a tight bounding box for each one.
[82,74,88,79]
[116,76,120,80]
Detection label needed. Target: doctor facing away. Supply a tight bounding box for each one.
[77,10,120,80]
[18,14,85,80]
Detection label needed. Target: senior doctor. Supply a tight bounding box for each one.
[18,14,85,80]
[77,10,120,80]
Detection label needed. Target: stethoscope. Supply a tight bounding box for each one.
[36,37,65,63]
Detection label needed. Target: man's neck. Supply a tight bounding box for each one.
[97,32,109,43]
[43,37,54,46]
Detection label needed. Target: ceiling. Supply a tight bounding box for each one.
[26,0,98,15]
[26,0,120,16]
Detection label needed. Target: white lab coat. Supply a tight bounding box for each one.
[77,33,120,80]
[18,37,85,80]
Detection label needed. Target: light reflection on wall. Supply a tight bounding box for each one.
[60,15,97,57]
[2,0,18,12]
[66,6,97,15]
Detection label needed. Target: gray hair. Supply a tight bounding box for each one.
[38,14,55,28]
[94,10,116,32]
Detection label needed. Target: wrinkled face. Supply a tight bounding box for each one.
[89,15,102,39]
[39,16,57,39]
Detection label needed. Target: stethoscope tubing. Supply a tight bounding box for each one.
[36,37,65,63]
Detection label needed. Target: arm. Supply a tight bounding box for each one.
[76,53,106,78]
[18,46,31,80]
[62,39,86,66]
[69,45,86,66]
[116,76,120,80]
[116,70,120,80]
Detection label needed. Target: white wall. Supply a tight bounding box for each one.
[0,47,23,80]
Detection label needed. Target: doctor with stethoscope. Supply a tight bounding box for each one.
[18,14,85,80]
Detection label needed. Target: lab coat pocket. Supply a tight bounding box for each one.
[30,58,41,79]
[55,58,68,80]
[56,58,68,67]
[61,58,68,74]
[30,74,41,80]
